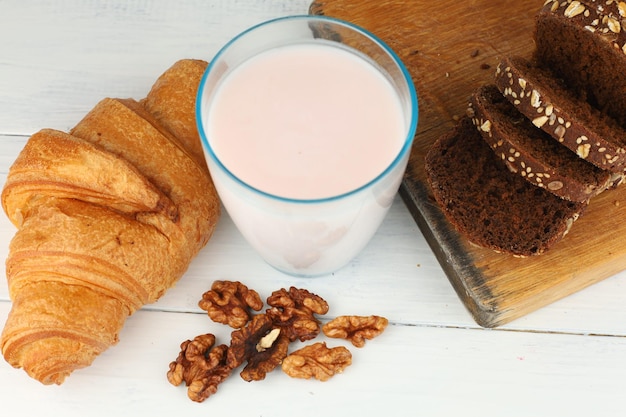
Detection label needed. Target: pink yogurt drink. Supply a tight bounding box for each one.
[198,16,418,276]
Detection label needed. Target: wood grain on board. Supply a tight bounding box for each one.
[310,0,626,327]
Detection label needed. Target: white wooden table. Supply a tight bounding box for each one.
[1,1,626,416]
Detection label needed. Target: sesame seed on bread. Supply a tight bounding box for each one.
[535,0,626,127]
[468,84,614,202]
[425,117,587,257]
[494,55,626,172]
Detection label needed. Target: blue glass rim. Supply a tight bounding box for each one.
[196,14,419,204]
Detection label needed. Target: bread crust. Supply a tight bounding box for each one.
[469,84,613,202]
[494,56,626,172]
[535,0,626,127]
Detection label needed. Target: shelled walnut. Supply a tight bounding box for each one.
[265,286,329,342]
[198,280,263,328]
[166,334,233,402]
[282,342,352,381]
[228,313,290,381]
[322,315,389,347]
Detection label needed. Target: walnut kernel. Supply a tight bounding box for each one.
[228,314,290,382]
[198,280,263,328]
[166,334,232,402]
[322,315,389,348]
[282,342,352,381]
[266,287,329,342]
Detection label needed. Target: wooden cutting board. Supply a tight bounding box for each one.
[310,0,626,327]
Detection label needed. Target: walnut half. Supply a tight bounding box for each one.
[322,315,388,348]
[228,313,290,382]
[198,280,263,329]
[281,342,352,381]
[265,286,329,342]
[166,333,233,402]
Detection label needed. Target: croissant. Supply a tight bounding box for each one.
[0,59,220,384]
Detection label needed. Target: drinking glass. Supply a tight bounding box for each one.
[197,15,418,276]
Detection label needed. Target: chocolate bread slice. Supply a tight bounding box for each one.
[425,117,587,256]
[494,55,626,172]
[535,0,626,127]
[468,84,613,202]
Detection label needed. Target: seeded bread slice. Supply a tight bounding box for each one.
[494,55,626,172]
[535,0,626,127]
[425,117,587,256]
[468,84,613,202]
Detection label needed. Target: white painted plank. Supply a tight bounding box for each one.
[0,135,26,175]
[0,0,312,135]
[0,135,25,290]
[0,301,624,417]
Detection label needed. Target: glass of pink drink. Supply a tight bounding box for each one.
[197,15,418,276]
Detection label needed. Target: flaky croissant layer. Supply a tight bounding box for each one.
[1,59,220,385]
